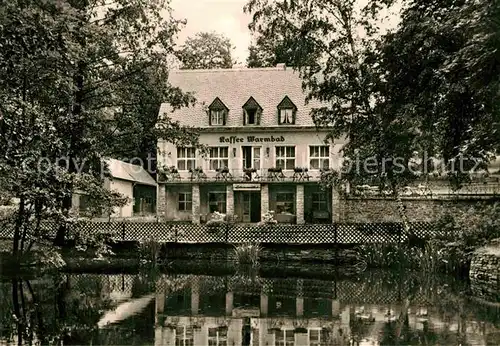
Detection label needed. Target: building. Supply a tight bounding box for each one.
[157,65,344,224]
[74,158,157,218]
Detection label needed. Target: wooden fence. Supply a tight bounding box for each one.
[0,221,447,244]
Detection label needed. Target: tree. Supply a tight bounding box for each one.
[244,0,414,190]
[246,35,297,68]
[0,0,199,255]
[379,0,500,187]
[244,0,500,237]
[176,31,236,69]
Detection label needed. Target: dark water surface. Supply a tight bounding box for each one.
[0,269,499,345]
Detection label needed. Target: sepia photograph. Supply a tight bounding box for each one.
[0,0,499,345]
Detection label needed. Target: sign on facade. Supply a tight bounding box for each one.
[233,183,261,191]
[219,136,285,143]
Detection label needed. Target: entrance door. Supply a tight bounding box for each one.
[250,192,261,223]
[237,191,261,223]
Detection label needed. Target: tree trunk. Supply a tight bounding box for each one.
[54,56,86,246]
[12,279,23,346]
[12,198,25,259]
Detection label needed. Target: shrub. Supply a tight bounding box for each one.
[137,236,162,265]
[233,242,262,266]
[258,211,278,225]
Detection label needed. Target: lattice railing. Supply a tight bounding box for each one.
[0,220,440,244]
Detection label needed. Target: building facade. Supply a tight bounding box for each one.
[157,65,343,224]
[74,158,157,218]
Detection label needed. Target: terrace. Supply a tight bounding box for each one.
[158,168,318,184]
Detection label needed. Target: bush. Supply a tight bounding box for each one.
[233,242,262,267]
[258,211,278,225]
[432,202,500,273]
[137,236,162,265]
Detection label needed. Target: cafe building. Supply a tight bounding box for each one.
[156,64,344,224]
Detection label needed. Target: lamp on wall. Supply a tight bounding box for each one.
[233,148,237,157]
[266,147,270,157]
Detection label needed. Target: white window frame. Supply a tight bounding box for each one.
[178,192,192,211]
[275,146,296,170]
[309,145,330,170]
[175,326,194,346]
[275,329,294,346]
[177,147,196,172]
[208,326,228,346]
[279,108,294,124]
[308,328,321,346]
[210,109,225,126]
[208,146,229,171]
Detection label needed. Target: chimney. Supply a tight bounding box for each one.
[276,63,286,70]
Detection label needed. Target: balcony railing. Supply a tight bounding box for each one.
[158,168,321,184]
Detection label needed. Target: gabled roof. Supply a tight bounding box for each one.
[107,159,157,186]
[208,97,228,111]
[242,96,262,110]
[160,66,324,128]
[277,95,297,109]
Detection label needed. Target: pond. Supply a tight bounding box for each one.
[0,268,499,345]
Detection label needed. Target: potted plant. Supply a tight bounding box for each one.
[258,210,278,226]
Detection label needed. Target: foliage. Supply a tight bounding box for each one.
[34,246,66,270]
[356,240,468,274]
[244,0,500,194]
[233,242,262,267]
[0,0,199,255]
[432,202,500,273]
[176,31,236,69]
[258,210,278,225]
[137,236,162,265]
[72,227,116,259]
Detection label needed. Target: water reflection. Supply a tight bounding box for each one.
[1,270,499,345]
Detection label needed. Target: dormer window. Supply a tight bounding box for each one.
[277,96,297,125]
[210,110,224,125]
[242,97,262,126]
[208,97,228,126]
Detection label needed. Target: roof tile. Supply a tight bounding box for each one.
[161,66,322,128]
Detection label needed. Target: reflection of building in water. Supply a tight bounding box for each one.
[153,276,497,346]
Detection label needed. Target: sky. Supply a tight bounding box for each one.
[169,0,402,66]
[170,0,253,65]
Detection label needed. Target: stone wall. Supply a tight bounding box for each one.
[469,244,500,302]
[338,197,493,223]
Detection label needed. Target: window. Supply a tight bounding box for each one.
[246,109,257,124]
[275,330,294,346]
[175,326,194,346]
[277,96,297,125]
[310,145,330,170]
[276,192,294,214]
[242,97,262,125]
[178,192,192,211]
[276,146,295,170]
[312,192,328,212]
[208,97,228,126]
[210,110,225,125]
[279,109,294,124]
[209,147,229,170]
[177,147,196,171]
[309,329,321,346]
[209,192,227,213]
[208,327,228,346]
